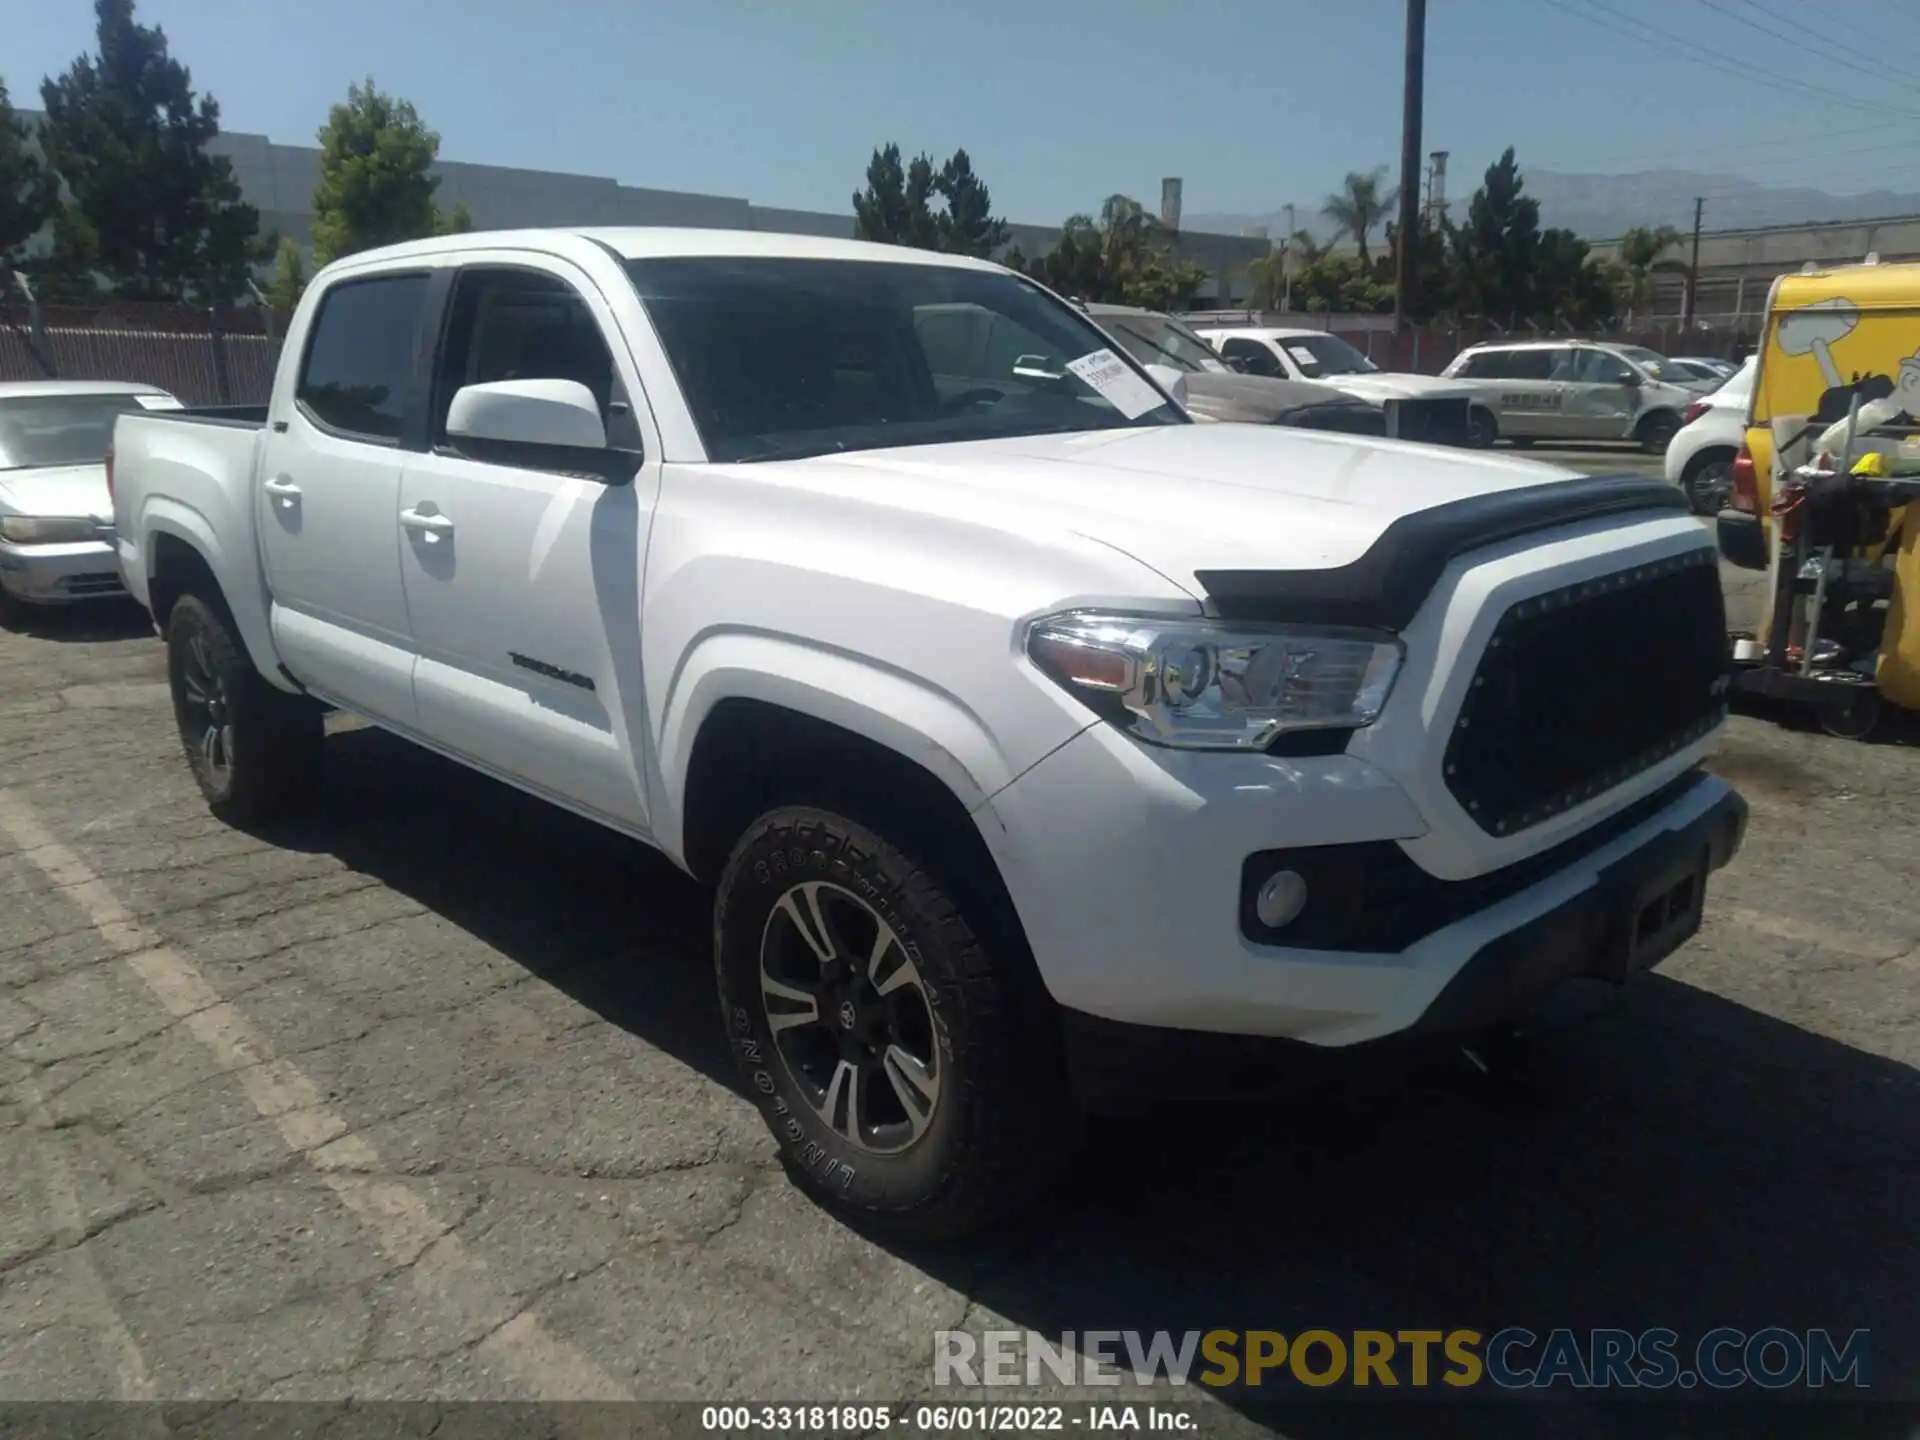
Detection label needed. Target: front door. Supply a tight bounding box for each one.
[1561,347,1644,441]
[396,259,655,830]
[257,271,433,725]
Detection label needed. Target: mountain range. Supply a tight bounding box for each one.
[1185,168,1920,244]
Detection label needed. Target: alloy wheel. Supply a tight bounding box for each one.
[757,880,941,1155]
[179,633,234,782]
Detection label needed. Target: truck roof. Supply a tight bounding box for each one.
[328,227,1009,274]
[0,379,174,399]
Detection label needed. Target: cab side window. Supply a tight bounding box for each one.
[1574,349,1636,385]
[1503,349,1556,381]
[1455,351,1512,380]
[431,267,635,448]
[1221,337,1283,378]
[296,274,431,442]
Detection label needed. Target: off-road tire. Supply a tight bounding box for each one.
[165,592,323,826]
[715,806,1071,1241]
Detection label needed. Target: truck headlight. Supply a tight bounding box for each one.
[1026,611,1403,751]
[0,515,99,544]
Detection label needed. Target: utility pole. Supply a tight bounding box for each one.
[1683,195,1704,330]
[1393,0,1427,332]
[1282,202,1295,312]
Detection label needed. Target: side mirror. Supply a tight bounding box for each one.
[1144,362,1190,408]
[447,379,607,450]
[1617,372,1641,387]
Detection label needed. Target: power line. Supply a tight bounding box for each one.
[1563,120,1909,172]
[1697,0,1920,95]
[1735,0,1920,69]
[1535,0,1920,119]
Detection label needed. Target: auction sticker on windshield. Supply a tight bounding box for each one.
[1066,348,1169,420]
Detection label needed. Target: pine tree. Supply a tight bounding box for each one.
[311,79,463,265]
[38,0,259,301]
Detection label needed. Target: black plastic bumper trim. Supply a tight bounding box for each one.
[1194,474,1691,629]
[1716,509,1768,571]
[1409,783,1747,1037]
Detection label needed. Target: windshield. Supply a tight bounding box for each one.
[1618,347,1694,384]
[623,257,1186,462]
[1099,313,1231,376]
[1274,333,1380,378]
[0,394,153,470]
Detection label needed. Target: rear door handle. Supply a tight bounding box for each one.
[399,507,454,539]
[262,476,301,501]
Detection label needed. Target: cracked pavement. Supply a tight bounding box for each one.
[0,560,1916,1437]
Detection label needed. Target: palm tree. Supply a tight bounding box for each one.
[1322,168,1398,270]
[1615,225,1683,321]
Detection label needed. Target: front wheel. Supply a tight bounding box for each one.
[166,593,323,825]
[1466,407,1499,449]
[714,807,1070,1240]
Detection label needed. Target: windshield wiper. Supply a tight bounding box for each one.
[1113,325,1196,373]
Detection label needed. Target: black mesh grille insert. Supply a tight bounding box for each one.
[1444,549,1729,837]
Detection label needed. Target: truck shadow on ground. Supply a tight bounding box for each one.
[0,598,154,643]
[261,727,1919,1440]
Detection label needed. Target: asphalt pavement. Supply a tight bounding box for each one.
[0,473,1914,1435]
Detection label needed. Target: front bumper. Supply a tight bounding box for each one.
[0,536,126,604]
[986,714,1746,1047]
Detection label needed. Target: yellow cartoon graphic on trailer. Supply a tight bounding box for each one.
[1730,260,1920,715]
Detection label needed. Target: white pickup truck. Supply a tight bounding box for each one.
[110,228,1747,1238]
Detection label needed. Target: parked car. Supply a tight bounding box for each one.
[1191,323,1477,444]
[1081,303,1406,437]
[111,228,1747,1239]
[0,380,182,623]
[1671,356,1739,382]
[1439,340,1718,454]
[1664,355,1756,514]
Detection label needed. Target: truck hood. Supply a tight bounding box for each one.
[0,463,112,521]
[1322,372,1475,404]
[766,423,1585,593]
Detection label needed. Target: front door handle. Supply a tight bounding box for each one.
[262,475,301,502]
[399,506,454,539]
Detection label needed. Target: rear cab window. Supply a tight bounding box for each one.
[295,273,433,442]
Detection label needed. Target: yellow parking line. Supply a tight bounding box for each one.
[0,789,635,1402]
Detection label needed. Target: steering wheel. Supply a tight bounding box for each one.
[942,387,1006,414]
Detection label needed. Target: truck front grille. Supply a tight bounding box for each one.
[1443,548,1728,837]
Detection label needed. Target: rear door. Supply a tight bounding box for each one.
[1561,347,1642,440]
[1490,347,1569,438]
[396,256,657,830]
[258,270,436,724]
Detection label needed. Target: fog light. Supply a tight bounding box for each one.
[1254,869,1309,929]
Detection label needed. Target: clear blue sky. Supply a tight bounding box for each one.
[8,0,1918,226]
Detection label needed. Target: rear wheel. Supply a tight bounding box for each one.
[1818,689,1882,741]
[714,806,1071,1240]
[1683,453,1736,515]
[166,593,323,825]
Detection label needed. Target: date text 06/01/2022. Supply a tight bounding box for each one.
[700,1405,1195,1432]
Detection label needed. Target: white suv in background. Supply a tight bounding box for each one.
[1440,340,1715,454]
[1664,355,1756,515]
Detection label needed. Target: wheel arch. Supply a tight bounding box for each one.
[141,504,291,692]
[673,690,1041,998]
